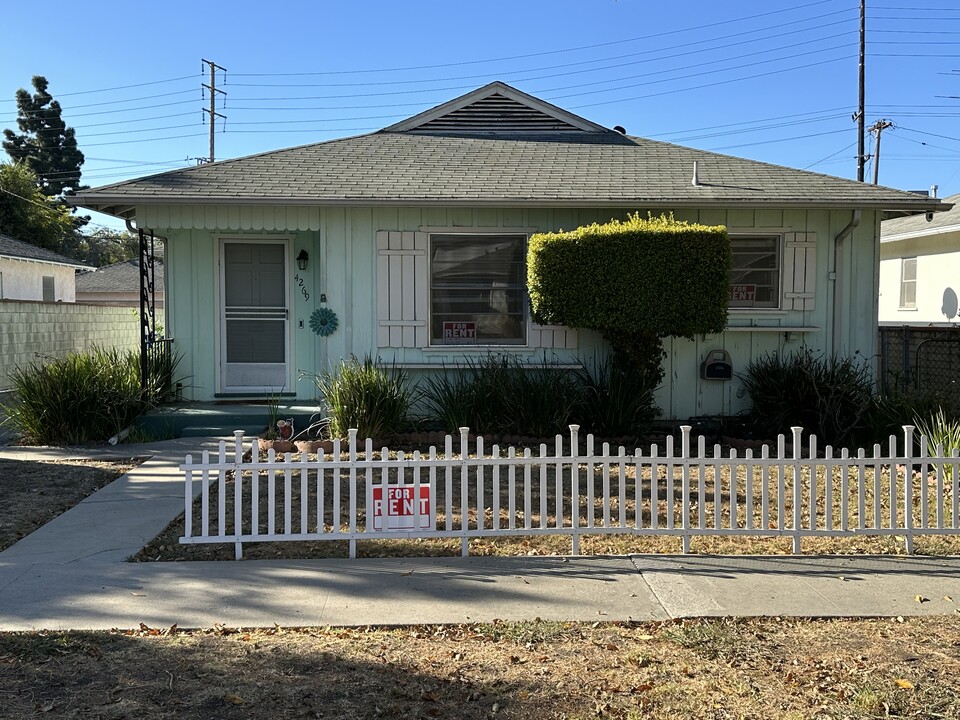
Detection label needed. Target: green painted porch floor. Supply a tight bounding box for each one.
[136,402,321,439]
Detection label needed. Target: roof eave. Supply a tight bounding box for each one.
[71,195,950,214]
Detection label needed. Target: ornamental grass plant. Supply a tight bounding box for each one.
[309,356,416,440]
[4,347,148,445]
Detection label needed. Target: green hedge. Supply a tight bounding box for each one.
[527,213,730,339]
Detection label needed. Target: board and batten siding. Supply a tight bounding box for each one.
[149,204,878,420]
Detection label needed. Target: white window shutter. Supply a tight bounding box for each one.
[529,321,578,349]
[376,231,428,348]
[781,232,816,311]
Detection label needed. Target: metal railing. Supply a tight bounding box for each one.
[180,425,960,560]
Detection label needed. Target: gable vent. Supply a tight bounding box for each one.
[414,93,588,134]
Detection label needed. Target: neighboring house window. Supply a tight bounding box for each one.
[900,257,917,309]
[430,234,527,345]
[41,276,55,303]
[729,235,780,309]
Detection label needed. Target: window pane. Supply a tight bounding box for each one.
[729,236,779,309]
[900,258,917,308]
[431,235,526,344]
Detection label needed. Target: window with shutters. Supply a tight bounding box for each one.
[729,235,780,309]
[900,257,917,309]
[430,234,527,345]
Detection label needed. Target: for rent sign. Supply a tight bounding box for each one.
[371,485,432,531]
[442,321,476,343]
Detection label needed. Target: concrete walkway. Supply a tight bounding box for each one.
[1,440,959,631]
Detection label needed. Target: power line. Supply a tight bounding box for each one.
[230,0,843,78]
[224,16,854,90]
[803,140,860,169]
[0,74,198,104]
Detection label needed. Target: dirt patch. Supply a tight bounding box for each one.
[1,618,957,719]
[0,458,140,552]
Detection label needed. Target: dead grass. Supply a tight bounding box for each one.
[0,458,139,552]
[137,449,960,561]
[1,617,957,719]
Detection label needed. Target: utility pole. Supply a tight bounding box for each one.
[856,0,866,181]
[201,59,227,163]
[870,119,894,185]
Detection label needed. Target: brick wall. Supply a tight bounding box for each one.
[0,300,139,390]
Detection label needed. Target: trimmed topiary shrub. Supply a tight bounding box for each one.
[528,213,730,402]
[528,213,730,338]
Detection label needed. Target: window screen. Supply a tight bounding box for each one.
[729,236,780,309]
[430,234,526,345]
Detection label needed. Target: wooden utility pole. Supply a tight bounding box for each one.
[870,119,894,185]
[856,0,866,181]
[201,59,227,163]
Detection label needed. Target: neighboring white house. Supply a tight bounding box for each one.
[0,232,91,302]
[879,192,960,326]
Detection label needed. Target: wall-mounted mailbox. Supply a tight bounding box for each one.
[700,349,732,381]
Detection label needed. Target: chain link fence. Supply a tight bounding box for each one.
[879,326,960,405]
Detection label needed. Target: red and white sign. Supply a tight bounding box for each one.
[442,321,476,342]
[729,284,757,302]
[371,484,432,531]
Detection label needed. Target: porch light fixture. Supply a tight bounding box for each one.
[296,249,309,271]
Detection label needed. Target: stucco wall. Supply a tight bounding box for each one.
[879,228,960,326]
[0,301,139,390]
[153,204,878,419]
[0,257,77,302]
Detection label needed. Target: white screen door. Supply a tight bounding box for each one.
[221,241,289,391]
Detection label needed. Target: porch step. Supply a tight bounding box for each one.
[135,402,319,439]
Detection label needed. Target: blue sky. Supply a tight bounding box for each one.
[1,0,958,232]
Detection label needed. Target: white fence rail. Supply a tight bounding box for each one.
[180,425,960,559]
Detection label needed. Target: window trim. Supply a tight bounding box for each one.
[427,231,530,348]
[727,233,784,313]
[899,256,917,310]
[41,275,55,303]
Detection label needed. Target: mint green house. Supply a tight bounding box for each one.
[73,82,944,419]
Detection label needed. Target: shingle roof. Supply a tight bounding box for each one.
[0,232,91,268]
[72,82,946,216]
[881,192,960,240]
[76,258,164,293]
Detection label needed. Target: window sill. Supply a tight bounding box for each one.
[393,361,583,369]
[728,309,787,315]
[724,326,819,333]
[897,307,918,312]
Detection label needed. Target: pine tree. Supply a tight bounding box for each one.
[2,76,85,197]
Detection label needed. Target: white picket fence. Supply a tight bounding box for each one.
[180,425,960,559]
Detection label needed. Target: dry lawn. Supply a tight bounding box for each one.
[0,458,139,552]
[138,448,960,561]
[1,617,958,719]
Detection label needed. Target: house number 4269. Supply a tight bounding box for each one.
[294,274,310,301]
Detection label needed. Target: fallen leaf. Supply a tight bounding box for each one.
[636,634,655,641]
[401,570,414,576]
[915,595,930,604]
[895,679,915,690]
[224,694,245,705]
[945,595,954,602]
[130,592,146,597]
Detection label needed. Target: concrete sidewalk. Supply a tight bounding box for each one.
[1,440,959,631]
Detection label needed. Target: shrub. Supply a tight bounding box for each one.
[575,358,660,437]
[738,349,875,447]
[4,346,148,445]
[527,213,730,415]
[309,356,416,440]
[527,213,730,338]
[421,355,582,437]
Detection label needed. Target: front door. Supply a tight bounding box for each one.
[220,241,289,392]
